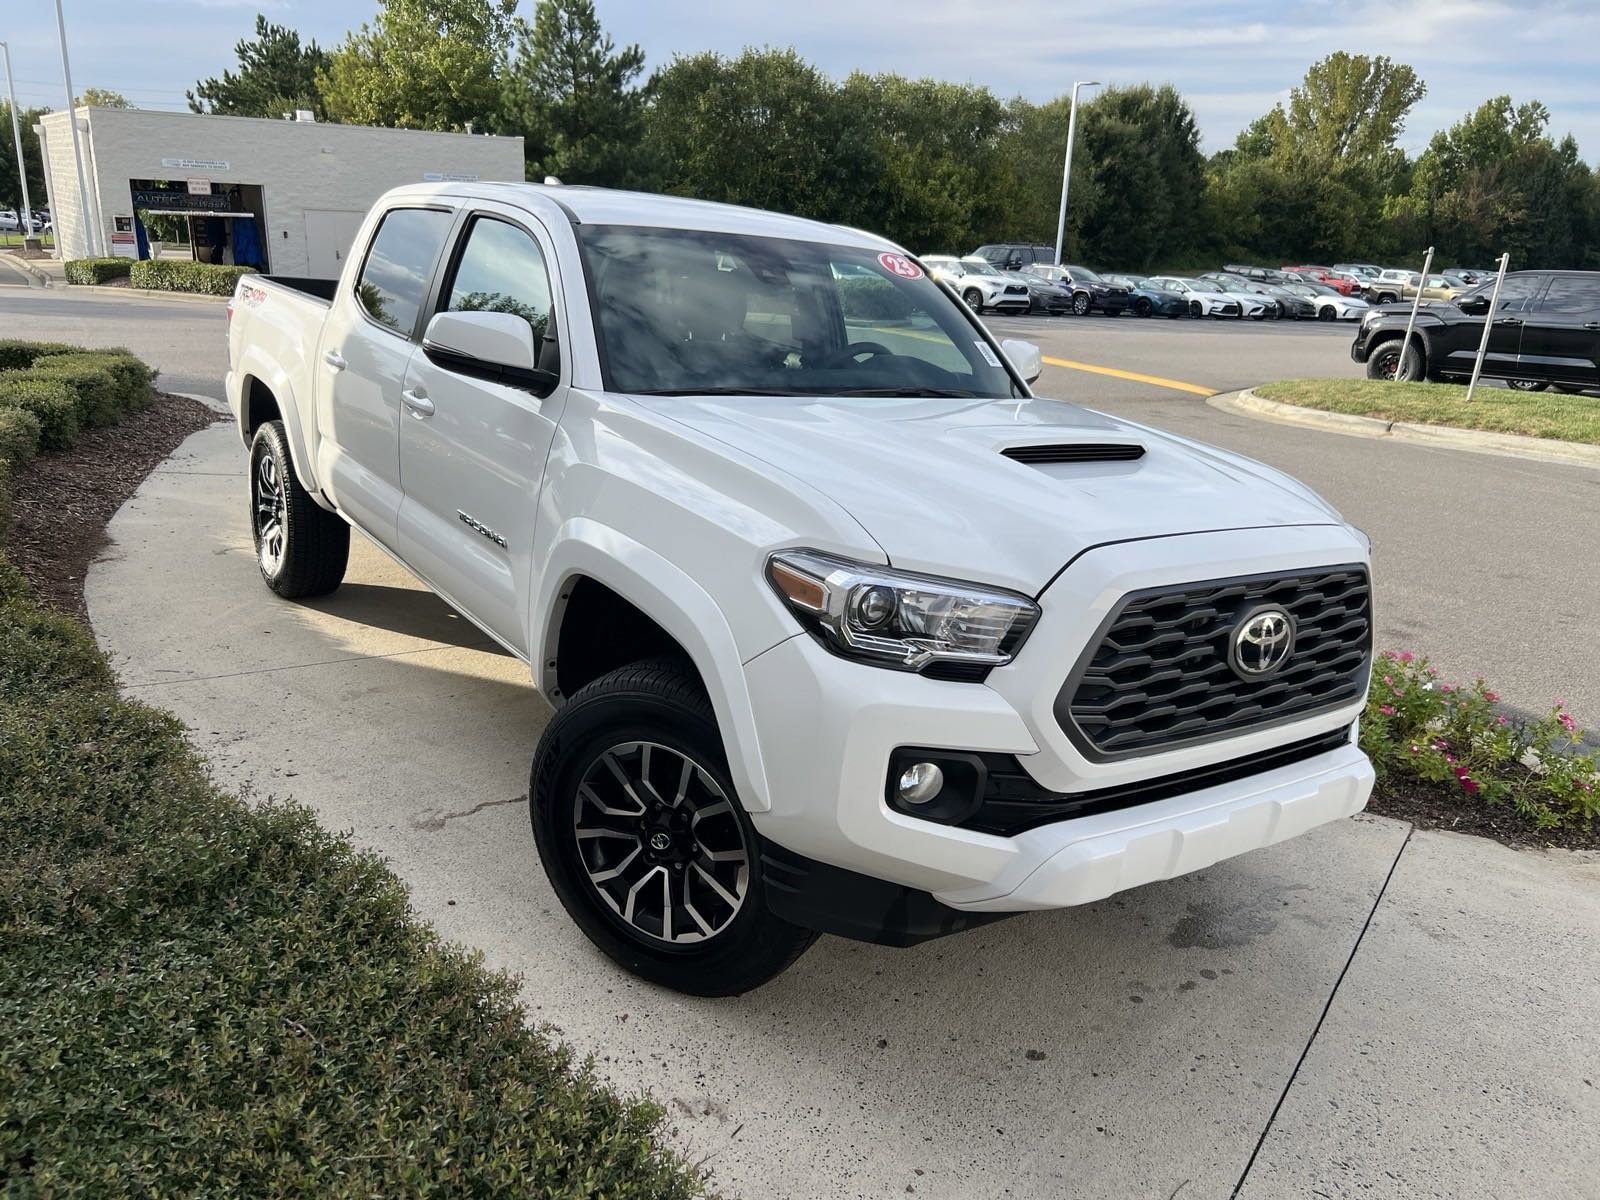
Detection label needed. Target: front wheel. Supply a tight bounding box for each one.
[1507,378,1549,392]
[1132,297,1152,318]
[1190,300,1204,318]
[1365,341,1426,382]
[249,420,348,598]
[1318,306,1337,322]
[961,287,984,312]
[530,659,818,996]
[1071,292,1092,316]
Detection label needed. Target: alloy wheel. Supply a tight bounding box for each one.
[571,741,750,945]
[253,450,286,576]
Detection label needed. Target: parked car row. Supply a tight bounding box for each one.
[0,208,51,234]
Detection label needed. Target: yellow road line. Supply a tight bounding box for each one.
[1041,355,1216,397]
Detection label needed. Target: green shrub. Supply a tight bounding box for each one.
[62,257,133,285]
[839,274,917,320]
[0,406,41,468]
[0,375,80,450]
[20,358,121,429]
[28,351,154,420]
[0,340,75,371]
[1364,651,1599,828]
[129,259,257,296]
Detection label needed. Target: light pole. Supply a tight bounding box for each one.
[0,42,37,247]
[54,0,99,256]
[1053,80,1100,267]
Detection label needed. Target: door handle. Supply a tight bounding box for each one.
[324,349,346,370]
[1584,322,1600,330]
[1495,317,1522,326]
[401,387,435,418]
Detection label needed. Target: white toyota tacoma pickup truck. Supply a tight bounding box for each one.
[226,182,1376,994]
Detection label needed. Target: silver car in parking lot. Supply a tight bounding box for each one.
[922,255,1032,315]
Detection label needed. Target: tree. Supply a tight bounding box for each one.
[0,102,49,217]
[319,0,516,131]
[643,50,879,229]
[500,0,648,187]
[188,16,329,119]
[76,89,132,109]
[1280,52,1425,168]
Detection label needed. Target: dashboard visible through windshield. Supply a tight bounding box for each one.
[577,226,1021,399]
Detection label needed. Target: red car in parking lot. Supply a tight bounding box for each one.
[1282,266,1360,296]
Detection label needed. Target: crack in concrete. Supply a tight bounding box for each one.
[1229,823,1416,1198]
[410,794,526,832]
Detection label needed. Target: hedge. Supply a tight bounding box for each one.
[0,375,80,450]
[62,257,133,285]
[0,345,706,1197]
[129,259,257,296]
[0,340,74,371]
[26,351,155,425]
[840,273,917,320]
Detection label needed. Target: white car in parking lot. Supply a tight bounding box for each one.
[922,255,1032,315]
[1280,281,1370,322]
[225,182,1377,994]
[1146,276,1251,319]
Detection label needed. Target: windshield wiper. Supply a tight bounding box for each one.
[831,387,983,398]
[633,387,820,396]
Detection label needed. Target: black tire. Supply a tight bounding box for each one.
[1189,300,1204,318]
[1507,378,1549,392]
[1375,291,1399,305]
[1318,306,1337,322]
[530,658,818,996]
[1133,297,1152,318]
[1071,292,1091,316]
[249,420,348,598]
[961,287,983,312]
[1365,340,1426,382]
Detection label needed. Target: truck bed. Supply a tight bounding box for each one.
[256,276,338,305]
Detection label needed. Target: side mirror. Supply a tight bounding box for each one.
[999,338,1043,385]
[1457,294,1490,314]
[422,309,557,395]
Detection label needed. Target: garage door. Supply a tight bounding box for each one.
[304,209,366,278]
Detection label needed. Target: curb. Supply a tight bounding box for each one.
[0,255,49,288]
[1211,388,1600,472]
[66,284,230,305]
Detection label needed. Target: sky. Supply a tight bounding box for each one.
[4,0,1599,159]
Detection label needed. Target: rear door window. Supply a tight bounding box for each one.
[1535,275,1600,315]
[356,207,453,336]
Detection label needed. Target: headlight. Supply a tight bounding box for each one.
[766,550,1039,672]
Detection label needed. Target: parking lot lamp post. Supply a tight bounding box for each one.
[0,41,36,243]
[1053,80,1100,267]
[53,0,98,256]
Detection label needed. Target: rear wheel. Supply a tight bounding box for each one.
[530,659,818,996]
[1365,340,1426,382]
[249,421,348,598]
[1507,378,1549,392]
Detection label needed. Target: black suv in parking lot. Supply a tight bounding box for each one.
[973,243,1057,271]
[1351,270,1600,391]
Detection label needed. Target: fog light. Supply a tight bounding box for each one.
[896,762,944,806]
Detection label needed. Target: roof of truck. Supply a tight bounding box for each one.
[382,181,902,251]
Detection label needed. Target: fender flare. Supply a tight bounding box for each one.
[234,348,324,503]
[532,518,775,813]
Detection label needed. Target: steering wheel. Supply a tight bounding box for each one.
[808,341,895,370]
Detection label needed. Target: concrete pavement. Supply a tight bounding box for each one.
[87,422,1600,1200]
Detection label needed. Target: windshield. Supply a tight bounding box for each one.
[1065,264,1101,282]
[960,259,1002,276]
[1027,264,1066,281]
[578,226,1020,399]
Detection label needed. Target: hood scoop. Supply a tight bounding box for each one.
[1001,442,1145,465]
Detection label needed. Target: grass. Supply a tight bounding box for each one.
[1254,378,1600,446]
[0,342,707,1198]
[0,233,53,249]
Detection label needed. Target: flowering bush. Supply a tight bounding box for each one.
[1362,651,1599,829]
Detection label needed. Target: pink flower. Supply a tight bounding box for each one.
[1453,766,1468,778]
[1496,715,1507,725]
[1427,667,1439,677]
[1398,651,1414,664]
[1379,705,1395,716]
[1409,744,1421,753]
[1445,754,1457,764]
[1380,650,1397,660]
[1555,698,1567,707]
[1440,684,1454,694]
[1483,690,1499,702]
[1383,676,1393,686]
[1462,778,1480,795]
[1558,713,1577,733]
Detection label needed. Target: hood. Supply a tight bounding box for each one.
[631,392,1347,595]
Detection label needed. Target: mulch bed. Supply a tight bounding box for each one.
[1368,776,1599,852]
[6,391,221,620]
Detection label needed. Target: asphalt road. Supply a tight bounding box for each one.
[1,287,1594,725]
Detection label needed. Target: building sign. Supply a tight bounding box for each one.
[161,157,230,172]
[132,188,234,213]
[186,178,212,195]
[423,171,480,182]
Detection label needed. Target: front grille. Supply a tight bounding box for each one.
[1058,566,1372,759]
[1219,302,1241,315]
[1004,285,1027,295]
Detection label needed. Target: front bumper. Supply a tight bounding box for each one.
[743,525,1373,916]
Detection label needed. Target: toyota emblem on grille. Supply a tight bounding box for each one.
[1229,607,1294,678]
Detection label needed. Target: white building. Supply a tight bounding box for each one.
[36,107,524,275]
